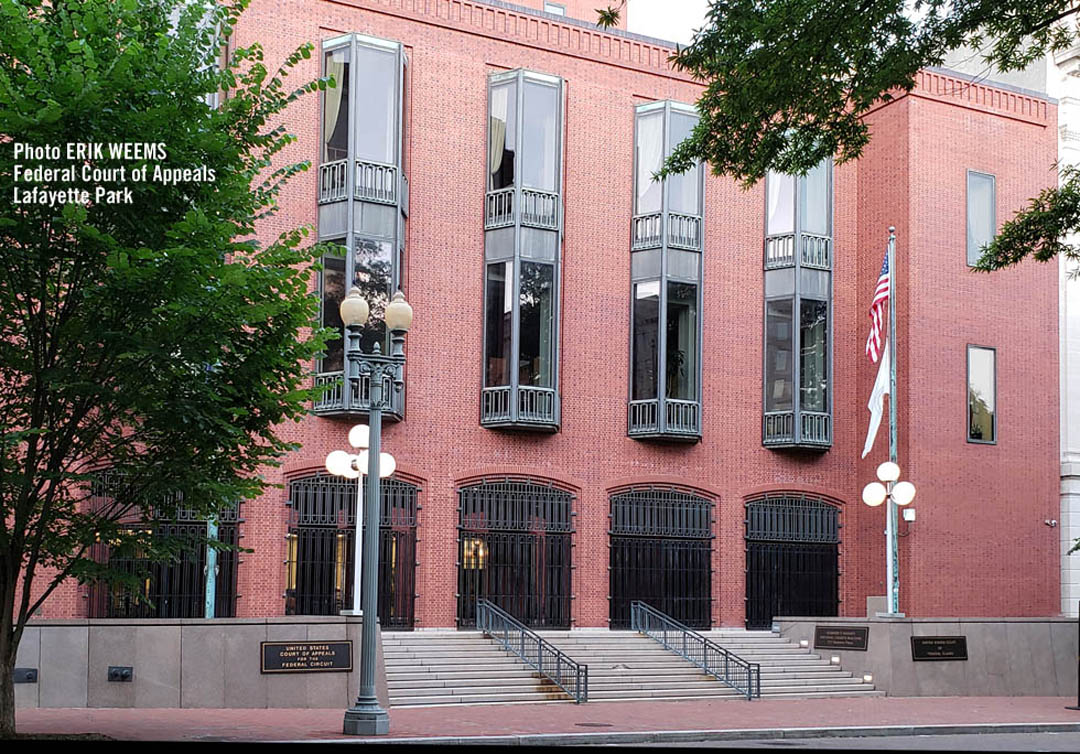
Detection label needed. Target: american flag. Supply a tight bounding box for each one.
[865,250,890,362]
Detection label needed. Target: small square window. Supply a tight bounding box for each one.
[967,345,996,444]
[966,171,996,267]
[544,2,566,15]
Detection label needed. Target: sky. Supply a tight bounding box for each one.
[626,0,709,45]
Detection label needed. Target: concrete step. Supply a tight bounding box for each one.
[389,690,574,706]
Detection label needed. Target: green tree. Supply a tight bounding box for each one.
[597,1,1080,271]
[0,0,332,733]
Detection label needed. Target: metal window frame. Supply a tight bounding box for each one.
[627,100,704,442]
[761,162,834,449]
[966,343,998,445]
[480,69,565,431]
[966,170,997,268]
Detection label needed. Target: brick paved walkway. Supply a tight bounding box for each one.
[13,697,1080,742]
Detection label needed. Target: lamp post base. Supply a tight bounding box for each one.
[875,611,907,619]
[343,702,389,735]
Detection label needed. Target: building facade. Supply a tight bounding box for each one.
[39,0,1062,629]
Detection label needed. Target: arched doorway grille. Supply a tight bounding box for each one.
[285,474,419,629]
[745,494,839,630]
[457,479,573,629]
[609,487,713,629]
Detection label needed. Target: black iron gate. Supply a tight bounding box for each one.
[745,495,839,630]
[457,480,573,629]
[285,475,418,630]
[609,488,713,629]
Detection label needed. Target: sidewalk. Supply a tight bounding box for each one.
[14,697,1080,743]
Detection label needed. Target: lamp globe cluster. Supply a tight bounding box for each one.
[862,462,916,507]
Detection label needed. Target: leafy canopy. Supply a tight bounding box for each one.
[599,0,1080,271]
[0,0,333,697]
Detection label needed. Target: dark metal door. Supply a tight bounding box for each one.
[610,537,711,629]
[744,496,839,630]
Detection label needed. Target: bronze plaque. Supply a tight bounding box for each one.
[260,641,353,674]
[911,636,968,661]
[813,625,869,651]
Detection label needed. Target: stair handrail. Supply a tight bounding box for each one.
[475,599,588,703]
[630,601,761,700]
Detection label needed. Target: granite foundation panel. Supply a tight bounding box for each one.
[15,617,386,709]
[778,616,1079,696]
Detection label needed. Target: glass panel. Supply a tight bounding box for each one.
[353,238,393,353]
[668,111,701,215]
[485,262,512,387]
[522,81,558,192]
[354,45,398,164]
[488,82,517,191]
[632,281,660,400]
[800,161,830,236]
[519,262,555,388]
[800,299,828,412]
[765,299,794,411]
[766,172,795,235]
[400,62,408,173]
[967,172,996,266]
[666,282,698,400]
[322,48,350,163]
[320,254,346,372]
[968,346,996,442]
[635,111,663,215]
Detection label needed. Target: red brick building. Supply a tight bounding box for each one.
[42,0,1061,629]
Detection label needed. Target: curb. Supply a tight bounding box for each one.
[304,721,1080,745]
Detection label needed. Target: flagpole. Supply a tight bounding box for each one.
[886,226,900,616]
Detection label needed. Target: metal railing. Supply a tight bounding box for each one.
[628,398,701,437]
[800,411,832,445]
[518,385,556,424]
[485,188,515,229]
[667,213,702,250]
[762,410,794,445]
[801,234,831,269]
[630,601,760,701]
[764,233,796,269]
[355,160,397,204]
[521,188,559,229]
[476,598,588,703]
[631,213,663,249]
[318,160,348,204]
[313,366,403,418]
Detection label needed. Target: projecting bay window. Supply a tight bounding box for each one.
[628,102,703,441]
[481,70,564,431]
[762,162,833,449]
[314,33,409,420]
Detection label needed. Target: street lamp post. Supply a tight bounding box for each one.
[325,286,413,736]
[862,461,917,616]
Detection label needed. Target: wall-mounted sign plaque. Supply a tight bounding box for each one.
[813,625,869,651]
[261,641,353,673]
[911,636,968,661]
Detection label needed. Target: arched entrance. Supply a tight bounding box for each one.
[285,474,418,629]
[456,479,573,629]
[745,494,839,629]
[609,486,713,629]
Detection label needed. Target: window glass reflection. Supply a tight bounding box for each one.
[354,45,397,164]
[800,299,828,412]
[967,172,996,266]
[800,161,830,236]
[320,254,346,372]
[519,262,555,388]
[635,112,663,215]
[521,82,558,191]
[353,238,393,353]
[667,112,700,215]
[322,48,350,163]
[666,283,697,400]
[968,346,996,442]
[488,83,517,191]
[766,299,794,411]
[632,281,660,400]
[766,172,795,235]
[485,262,512,387]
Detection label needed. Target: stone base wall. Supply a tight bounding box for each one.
[13,616,387,709]
[777,616,1078,697]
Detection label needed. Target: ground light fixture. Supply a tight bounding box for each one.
[325,286,412,736]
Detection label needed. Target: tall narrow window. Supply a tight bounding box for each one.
[967,346,996,443]
[481,70,563,431]
[315,33,409,420]
[967,171,996,267]
[762,163,833,449]
[628,101,703,441]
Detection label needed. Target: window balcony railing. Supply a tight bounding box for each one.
[801,234,831,269]
[318,159,349,204]
[485,188,515,229]
[484,189,560,231]
[481,385,558,430]
[631,213,663,250]
[312,362,404,421]
[764,233,796,269]
[355,160,397,204]
[764,232,832,270]
[762,410,831,448]
[628,398,701,441]
[667,213,702,250]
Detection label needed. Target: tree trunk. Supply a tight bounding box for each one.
[0,630,16,738]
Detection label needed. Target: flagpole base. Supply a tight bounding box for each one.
[875,612,906,619]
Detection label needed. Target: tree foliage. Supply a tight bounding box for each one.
[0,0,331,733]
